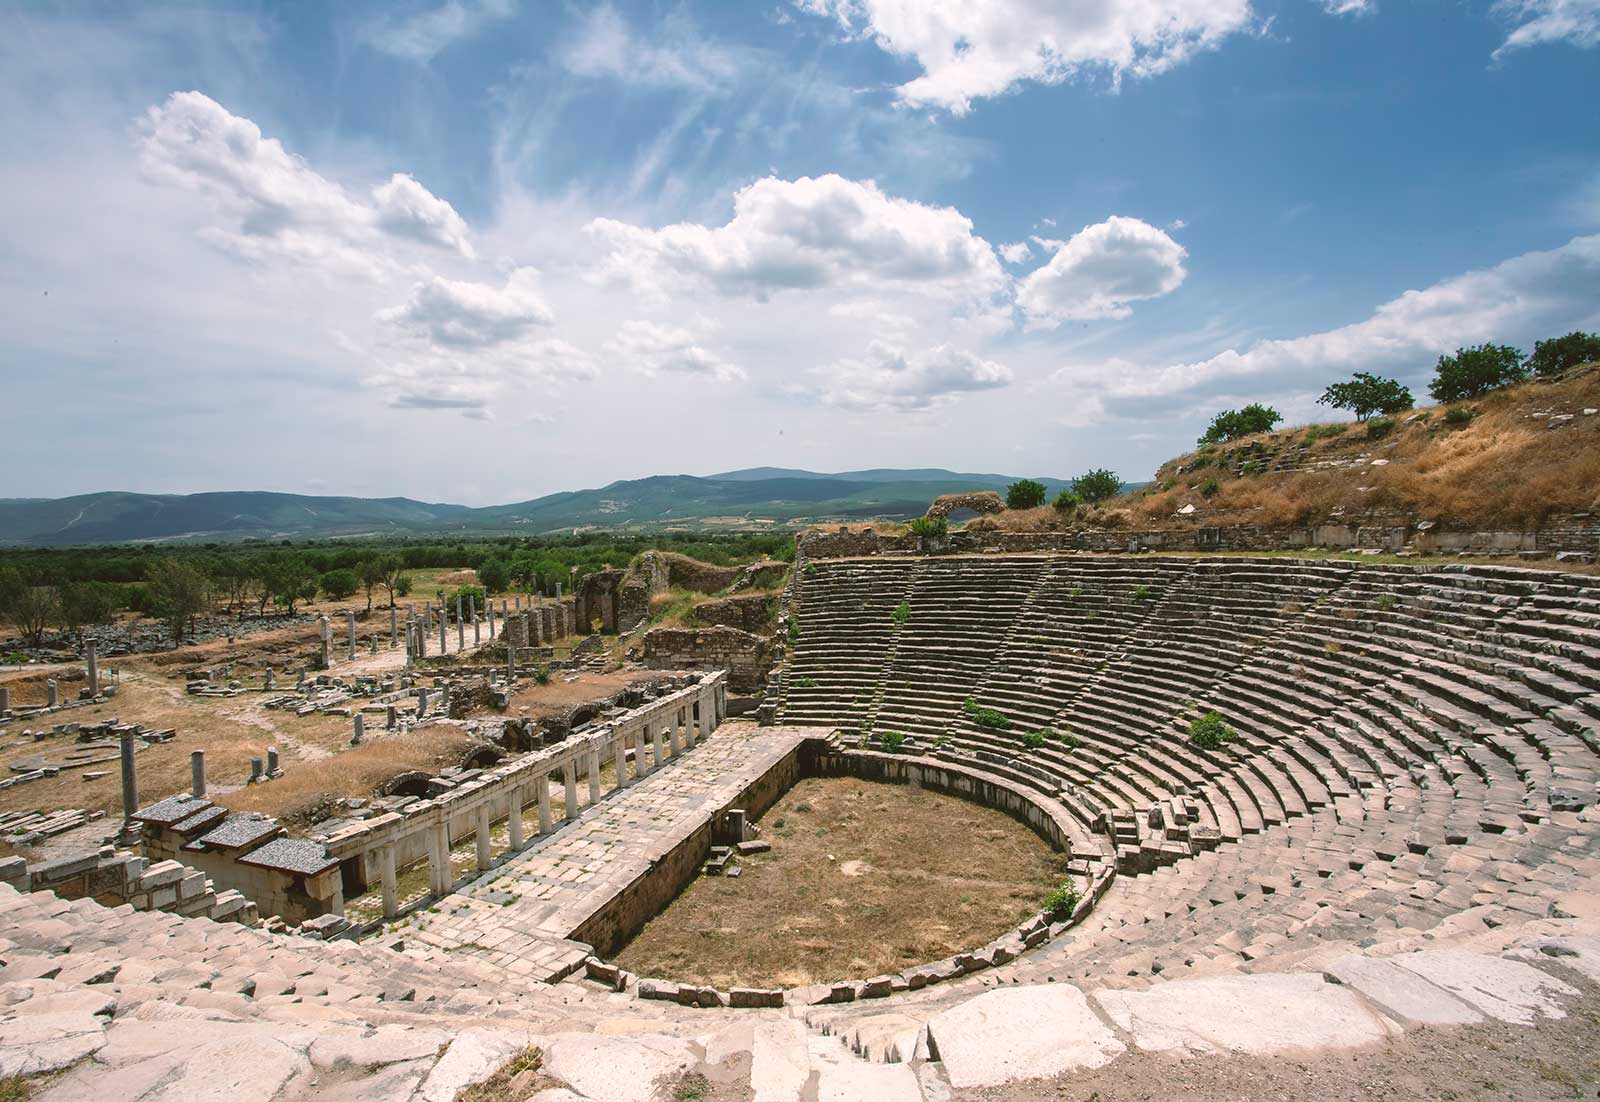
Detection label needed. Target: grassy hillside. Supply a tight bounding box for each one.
[990,363,1600,532]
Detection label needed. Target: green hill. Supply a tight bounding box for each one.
[0,470,1085,546]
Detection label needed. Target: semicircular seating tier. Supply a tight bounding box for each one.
[777,554,1600,980]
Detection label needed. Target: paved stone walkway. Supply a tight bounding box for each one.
[393,722,824,981]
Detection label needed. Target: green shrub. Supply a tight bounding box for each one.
[787,618,800,643]
[933,733,952,750]
[963,697,1011,730]
[793,676,817,688]
[1021,730,1048,750]
[1303,423,1348,444]
[1188,710,1235,751]
[1043,878,1082,919]
[908,516,947,539]
[1318,372,1414,420]
[534,665,551,685]
[1375,593,1397,611]
[1071,468,1122,503]
[877,730,906,753]
[1005,479,1047,510]
[1430,343,1527,402]
[319,568,359,601]
[1197,479,1220,498]
[1527,330,1600,377]
[1131,583,1152,601]
[1056,730,1082,749]
[890,601,911,628]
[1198,403,1282,445]
[1052,489,1083,513]
[1365,416,1395,439]
[1443,405,1474,425]
[1238,460,1262,475]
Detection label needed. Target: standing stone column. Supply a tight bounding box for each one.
[439,612,447,655]
[264,667,275,690]
[587,747,602,805]
[267,747,280,776]
[685,703,698,749]
[487,600,495,640]
[417,687,429,716]
[0,685,9,714]
[670,708,684,756]
[562,761,578,821]
[190,750,206,798]
[428,823,452,896]
[390,607,398,648]
[697,690,714,741]
[652,723,666,768]
[319,617,331,670]
[507,786,525,850]
[346,610,357,662]
[636,728,653,777]
[614,734,629,789]
[85,640,99,697]
[352,714,364,745]
[118,728,139,840]
[47,679,59,708]
[475,803,492,871]
[537,773,552,833]
[379,845,399,920]
[455,595,465,651]
[386,705,397,730]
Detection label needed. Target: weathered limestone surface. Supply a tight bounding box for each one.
[1093,974,1399,1056]
[925,985,1123,1088]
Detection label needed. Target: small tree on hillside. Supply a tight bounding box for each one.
[1318,372,1414,421]
[1198,403,1282,446]
[319,569,358,602]
[58,581,120,643]
[476,557,512,594]
[1005,479,1047,510]
[11,586,60,648]
[1071,468,1121,504]
[1526,331,1600,377]
[1429,344,1527,402]
[146,559,209,644]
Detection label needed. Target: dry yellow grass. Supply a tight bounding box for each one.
[984,364,1600,533]
[216,725,477,829]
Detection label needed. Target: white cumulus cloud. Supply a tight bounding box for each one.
[140,91,475,274]
[1017,216,1188,328]
[797,0,1256,113]
[1057,233,1600,414]
[587,173,1005,301]
[378,268,553,348]
[794,341,1013,412]
[999,241,1033,264]
[373,173,475,258]
[608,320,746,382]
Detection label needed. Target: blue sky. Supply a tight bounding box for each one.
[1,0,1597,505]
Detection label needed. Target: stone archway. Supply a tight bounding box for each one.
[926,491,1005,521]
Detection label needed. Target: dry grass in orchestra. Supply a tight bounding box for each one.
[613,776,1064,989]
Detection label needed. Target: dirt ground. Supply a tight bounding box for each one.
[961,967,1600,1102]
[0,673,358,821]
[613,776,1065,989]
[505,669,669,719]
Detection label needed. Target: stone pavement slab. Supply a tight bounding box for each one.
[1321,955,1485,1026]
[1391,949,1579,1024]
[925,984,1124,1089]
[1093,973,1398,1056]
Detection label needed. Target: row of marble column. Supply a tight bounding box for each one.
[360,688,718,920]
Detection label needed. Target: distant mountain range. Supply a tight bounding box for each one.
[0,469,1111,546]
